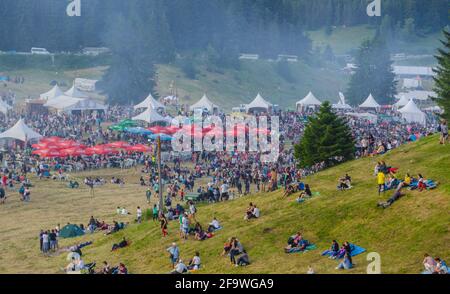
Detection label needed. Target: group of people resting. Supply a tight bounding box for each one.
[65,257,128,274]
[86,216,127,235]
[167,243,202,274]
[282,181,312,200]
[244,202,260,220]
[321,240,356,270]
[284,232,311,253]
[222,237,251,266]
[422,253,448,274]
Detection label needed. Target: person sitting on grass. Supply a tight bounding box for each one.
[171,259,188,274]
[322,240,340,259]
[336,252,353,270]
[229,238,245,265]
[117,263,128,274]
[417,174,427,192]
[338,175,352,191]
[283,184,296,198]
[208,217,221,232]
[235,250,250,267]
[422,253,437,273]
[284,232,310,253]
[433,257,448,274]
[111,237,129,251]
[244,203,255,220]
[222,238,233,256]
[188,252,201,271]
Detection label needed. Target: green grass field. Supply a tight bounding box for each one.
[0,135,448,274]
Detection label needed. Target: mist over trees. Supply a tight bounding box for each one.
[346,35,397,106]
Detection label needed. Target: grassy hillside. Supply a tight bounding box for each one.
[156,61,348,110]
[0,135,448,274]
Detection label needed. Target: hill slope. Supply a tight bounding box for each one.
[31,135,449,274]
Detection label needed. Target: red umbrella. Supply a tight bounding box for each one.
[86,145,118,155]
[32,143,48,149]
[56,140,79,149]
[32,149,46,156]
[41,149,63,158]
[40,137,63,143]
[127,144,152,153]
[148,126,165,133]
[107,141,131,149]
[60,148,86,157]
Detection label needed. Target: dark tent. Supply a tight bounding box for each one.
[59,224,85,239]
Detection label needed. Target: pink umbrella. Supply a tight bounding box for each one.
[107,141,131,149]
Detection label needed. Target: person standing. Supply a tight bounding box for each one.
[0,185,5,204]
[439,120,448,145]
[136,206,142,224]
[146,188,152,204]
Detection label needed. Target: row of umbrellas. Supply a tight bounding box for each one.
[31,137,152,158]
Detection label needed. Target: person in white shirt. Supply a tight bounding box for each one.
[171,259,188,274]
[253,206,260,218]
[136,206,142,223]
[208,217,220,232]
[188,252,201,270]
[220,182,229,201]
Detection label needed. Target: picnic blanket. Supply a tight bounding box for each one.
[321,243,366,258]
[287,244,317,254]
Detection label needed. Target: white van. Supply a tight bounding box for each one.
[31,47,50,55]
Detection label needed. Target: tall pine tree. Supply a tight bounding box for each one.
[433,29,450,120]
[345,35,397,105]
[294,102,355,168]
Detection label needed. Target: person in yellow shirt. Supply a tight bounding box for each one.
[404,173,411,186]
[377,171,385,195]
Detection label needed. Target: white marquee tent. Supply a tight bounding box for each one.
[44,95,84,111]
[190,94,219,113]
[132,106,171,124]
[296,92,322,110]
[0,118,42,142]
[398,99,426,125]
[64,85,89,98]
[246,93,272,113]
[359,94,381,109]
[40,85,63,100]
[134,94,166,110]
[394,94,410,108]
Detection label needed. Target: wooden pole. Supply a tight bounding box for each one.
[157,136,163,216]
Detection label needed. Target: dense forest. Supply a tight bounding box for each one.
[0,0,448,56]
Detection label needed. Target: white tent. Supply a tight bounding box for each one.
[246,93,272,113]
[134,94,166,110]
[40,85,63,100]
[394,94,410,108]
[132,106,171,124]
[44,95,84,111]
[190,94,219,112]
[359,94,381,109]
[296,92,322,110]
[65,99,107,112]
[398,100,426,125]
[0,100,12,115]
[64,85,89,98]
[396,90,435,101]
[0,118,42,142]
[333,92,352,110]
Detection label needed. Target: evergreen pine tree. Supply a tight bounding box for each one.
[294,102,355,168]
[432,29,450,121]
[345,35,397,105]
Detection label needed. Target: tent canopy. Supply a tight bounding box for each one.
[190,94,218,112]
[59,224,85,239]
[134,93,165,110]
[64,85,89,98]
[246,93,272,113]
[296,91,322,107]
[40,85,63,100]
[398,99,426,125]
[359,94,381,108]
[394,94,410,107]
[132,106,172,124]
[0,118,42,142]
[44,95,84,111]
